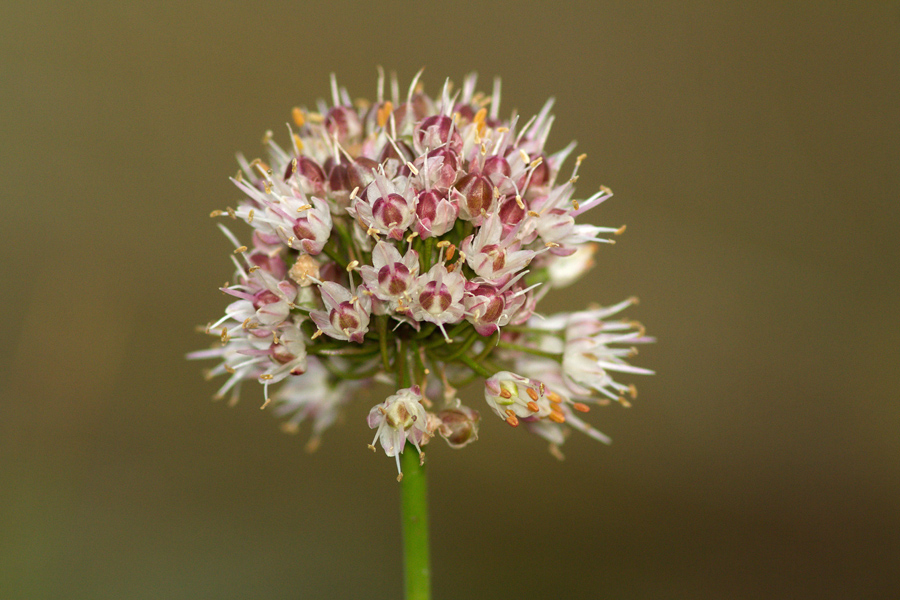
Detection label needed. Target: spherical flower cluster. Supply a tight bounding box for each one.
[190,71,653,478]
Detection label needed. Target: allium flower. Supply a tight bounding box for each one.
[191,71,654,477]
[368,386,431,480]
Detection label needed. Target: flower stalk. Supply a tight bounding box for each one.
[400,447,431,600]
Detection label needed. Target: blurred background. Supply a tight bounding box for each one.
[1,2,897,598]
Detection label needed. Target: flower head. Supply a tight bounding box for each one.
[191,71,654,474]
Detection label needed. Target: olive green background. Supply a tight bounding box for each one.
[2,2,897,599]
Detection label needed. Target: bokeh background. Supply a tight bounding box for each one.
[2,2,898,599]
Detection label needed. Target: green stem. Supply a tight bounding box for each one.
[457,353,495,378]
[497,340,563,362]
[396,340,432,600]
[400,448,431,600]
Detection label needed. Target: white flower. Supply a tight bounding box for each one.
[310,281,372,343]
[367,386,431,480]
[272,357,357,452]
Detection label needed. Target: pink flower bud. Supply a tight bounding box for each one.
[437,406,481,449]
[414,189,459,239]
[414,115,463,154]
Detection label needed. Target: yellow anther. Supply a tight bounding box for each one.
[234,246,247,254]
[209,210,223,218]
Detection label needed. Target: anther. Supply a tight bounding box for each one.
[547,392,563,403]
[311,330,324,339]
[572,402,590,413]
[548,410,566,424]
[406,161,419,175]
[527,210,540,218]
[576,153,587,165]
[292,107,305,127]
[628,384,638,399]
[376,101,393,128]
[515,195,525,209]
[436,240,450,248]
[224,365,235,374]
[519,150,530,164]
[247,209,254,223]
[248,265,260,273]
[367,444,377,452]
[572,200,580,211]
[527,401,540,412]
[499,388,512,399]
[526,387,539,402]
[209,210,223,218]
[260,397,271,410]
[297,204,312,212]
[349,186,359,200]
[259,374,274,381]
[261,130,273,144]
[346,260,359,272]
[445,244,456,261]
[505,410,519,427]
[234,246,247,254]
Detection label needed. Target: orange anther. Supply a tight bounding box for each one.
[527,401,540,412]
[548,410,566,424]
[377,101,393,128]
[526,387,539,402]
[499,388,512,399]
[292,107,305,127]
[572,402,590,413]
[547,392,563,403]
[505,409,519,427]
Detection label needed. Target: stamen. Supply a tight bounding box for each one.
[572,403,590,413]
[527,401,540,412]
[505,410,519,427]
[525,387,539,402]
